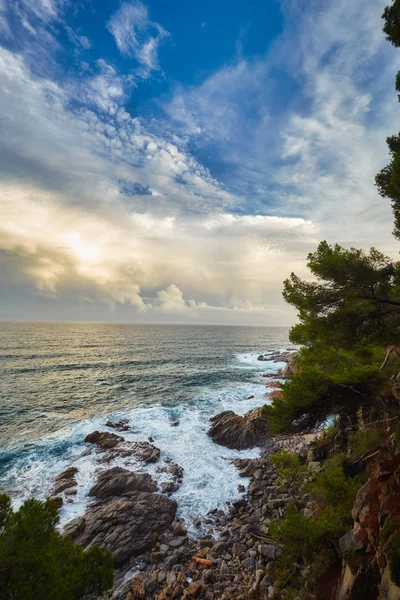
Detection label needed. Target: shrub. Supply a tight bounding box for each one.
[347,427,383,458]
[269,509,321,561]
[381,519,398,544]
[307,455,364,507]
[0,494,114,600]
[270,451,307,484]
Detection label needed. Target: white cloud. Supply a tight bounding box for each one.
[107,1,170,76]
[0,0,399,324]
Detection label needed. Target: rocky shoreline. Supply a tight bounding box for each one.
[114,431,317,600]
[49,349,304,599]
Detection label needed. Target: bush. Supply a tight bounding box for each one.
[269,509,321,561]
[348,426,383,458]
[307,455,364,507]
[0,494,114,600]
[270,451,307,484]
[270,457,364,571]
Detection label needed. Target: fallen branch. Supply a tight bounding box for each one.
[192,557,213,567]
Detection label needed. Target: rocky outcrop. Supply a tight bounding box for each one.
[282,353,301,377]
[156,460,184,495]
[106,419,130,432]
[85,430,124,451]
[51,466,78,495]
[208,407,269,450]
[257,350,296,363]
[336,453,400,600]
[64,492,177,567]
[89,467,157,499]
[84,431,161,464]
[111,432,316,600]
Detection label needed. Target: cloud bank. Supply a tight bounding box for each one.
[0,0,398,324]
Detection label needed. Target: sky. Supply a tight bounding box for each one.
[0,0,399,325]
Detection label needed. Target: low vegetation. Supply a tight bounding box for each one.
[0,494,114,600]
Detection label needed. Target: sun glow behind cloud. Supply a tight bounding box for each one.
[0,0,398,324]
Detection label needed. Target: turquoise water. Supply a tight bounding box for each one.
[0,322,290,526]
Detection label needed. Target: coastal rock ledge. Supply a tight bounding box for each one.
[208,407,269,450]
[64,491,177,567]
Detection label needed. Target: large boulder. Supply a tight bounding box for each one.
[89,467,157,499]
[84,431,124,451]
[102,441,161,464]
[84,431,161,464]
[208,408,269,450]
[64,492,177,567]
[51,466,78,495]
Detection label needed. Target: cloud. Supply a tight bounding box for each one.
[0,0,399,324]
[107,1,170,76]
[163,0,398,251]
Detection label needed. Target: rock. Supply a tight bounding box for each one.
[219,561,230,577]
[84,430,123,451]
[199,538,214,549]
[130,575,146,599]
[53,497,63,509]
[194,519,201,528]
[208,408,269,450]
[169,537,186,548]
[150,551,163,564]
[339,526,368,559]
[258,544,277,560]
[241,557,255,569]
[187,583,203,598]
[105,419,130,432]
[52,466,78,495]
[89,467,157,499]
[282,354,300,377]
[173,523,187,536]
[64,492,177,567]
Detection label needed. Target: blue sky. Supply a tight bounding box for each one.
[0,0,398,324]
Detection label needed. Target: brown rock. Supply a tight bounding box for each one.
[208,408,269,450]
[84,430,124,451]
[51,466,78,495]
[64,492,177,567]
[130,575,146,599]
[89,466,157,499]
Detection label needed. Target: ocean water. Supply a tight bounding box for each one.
[0,322,290,529]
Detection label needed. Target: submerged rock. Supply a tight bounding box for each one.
[64,492,177,567]
[89,466,157,499]
[208,407,269,450]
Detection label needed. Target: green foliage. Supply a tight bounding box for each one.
[387,533,400,586]
[270,458,363,564]
[0,495,114,600]
[380,519,398,543]
[264,241,400,433]
[283,242,400,349]
[347,427,383,458]
[270,509,321,562]
[383,0,400,47]
[377,2,400,235]
[307,456,364,509]
[270,451,307,484]
[263,344,389,433]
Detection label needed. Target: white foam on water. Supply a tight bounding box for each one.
[2,353,280,533]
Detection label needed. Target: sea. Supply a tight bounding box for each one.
[0,322,290,530]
